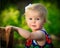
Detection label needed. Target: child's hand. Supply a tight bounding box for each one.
[5,26,12,32]
[5,26,13,45]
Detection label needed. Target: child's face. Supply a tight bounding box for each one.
[25,10,45,31]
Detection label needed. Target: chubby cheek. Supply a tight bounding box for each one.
[36,22,44,28]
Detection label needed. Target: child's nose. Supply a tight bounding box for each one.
[32,20,36,23]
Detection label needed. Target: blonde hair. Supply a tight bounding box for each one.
[25,3,47,18]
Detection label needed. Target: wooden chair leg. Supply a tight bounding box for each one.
[7,30,14,48]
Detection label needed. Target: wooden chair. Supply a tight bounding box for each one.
[0,27,14,48]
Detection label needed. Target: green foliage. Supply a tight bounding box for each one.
[0,6,20,26]
[44,3,60,36]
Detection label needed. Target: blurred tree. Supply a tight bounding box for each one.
[0,6,20,26]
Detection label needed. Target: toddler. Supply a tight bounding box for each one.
[5,3,53,48]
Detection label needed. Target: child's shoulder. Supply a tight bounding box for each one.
[25,28,53,48]
[41,28,50,36]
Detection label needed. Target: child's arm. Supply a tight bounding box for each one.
[12,26,45,40]
[5,26,45,40]
[5,26,46,46]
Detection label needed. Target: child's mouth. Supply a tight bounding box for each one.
[32,25,36,27]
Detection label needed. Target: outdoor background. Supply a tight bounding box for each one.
[0,0,60,48]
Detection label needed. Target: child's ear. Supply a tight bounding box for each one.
[44,18,46,23]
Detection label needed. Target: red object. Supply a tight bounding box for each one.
[46,35,52,44]
[26,39,32,46]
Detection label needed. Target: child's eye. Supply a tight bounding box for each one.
[29,18,32,20]
[36,18,40,20]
